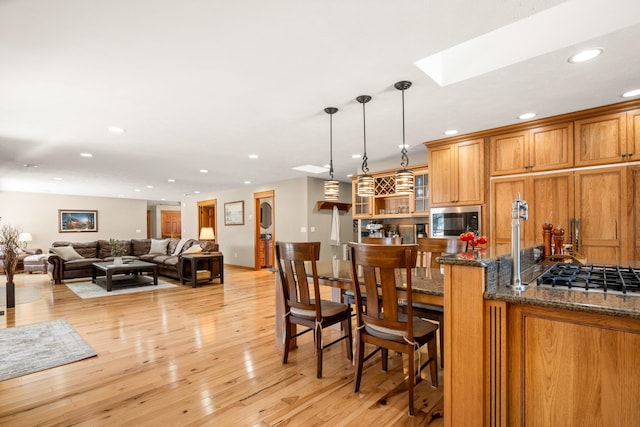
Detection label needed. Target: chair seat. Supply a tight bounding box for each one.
[365,314,437,342]
[291,299,349,318]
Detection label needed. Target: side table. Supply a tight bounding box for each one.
[181,253,224,288]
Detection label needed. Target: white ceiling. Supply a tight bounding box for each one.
[1,0,640,203]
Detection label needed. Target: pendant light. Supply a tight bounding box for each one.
[356,95,374,197]
[394,80,414,195]
[323,107,340,201]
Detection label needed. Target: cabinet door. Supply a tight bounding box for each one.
[490,131,528,176]
[490,176,528,247]
[529,122,574,172]
[456,139,485,205]
[413,170,429,214]
[574,113,627,166]
[627,109,640,162]
[574,167,627,262]
[528,172,573,246]
[632,167,640,261]
[429,144,454,206]
[351,182,372,218]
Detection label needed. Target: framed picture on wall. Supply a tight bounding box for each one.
[59,209,98,232]
[224,201,244,225]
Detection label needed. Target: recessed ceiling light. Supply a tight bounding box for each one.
[134,189,141,192]
[622,88,640,98]
[80,153,93,158]
[292,164,329,174]
[568,48,602,63]
[351,154,362,159]
[200,169,208,173]
[444,129,459,136]
[161,198,166,201]
[107,127,125,133]
[54,177,63,181]
[23,163,37,168]
[193,190,201,194]
[518,112,537,120]
[398,144,411,149]
[146,185,153,189]
[248,154,259,159]
[167,179,175,183]
[346,174,353,178]
[244,181,251,184]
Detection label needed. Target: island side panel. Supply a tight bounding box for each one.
[444,263,486,427]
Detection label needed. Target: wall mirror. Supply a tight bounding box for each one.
[260,201,272,229]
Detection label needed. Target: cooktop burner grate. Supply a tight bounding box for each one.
[536,263,640,294]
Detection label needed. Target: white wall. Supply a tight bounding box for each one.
[182,176,352,268]
[0,191,147,249]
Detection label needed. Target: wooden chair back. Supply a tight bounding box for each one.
[416,237,464,267]
[363,236,403,245]
[275,241,322,321]
[348,243,418,335]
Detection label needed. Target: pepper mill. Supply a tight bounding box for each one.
[542,222,553,257]
[552,226,565,255]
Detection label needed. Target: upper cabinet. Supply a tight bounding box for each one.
[627,109,640,162]
[429,138,485,207]
[351,165,429,219]
[490,122,573,176]
[574,112,627,166]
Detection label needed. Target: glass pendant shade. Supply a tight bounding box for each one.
[324,179,340,201]
[356,174,374,197]
[323,107,340,201]
[395,169,414,195]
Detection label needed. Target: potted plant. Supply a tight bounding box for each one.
[109,238,126,264]
[1,224,21,308]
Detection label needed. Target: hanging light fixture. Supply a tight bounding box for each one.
[356,95,374,197]
[394,80,414,195]
[323,107,340,201]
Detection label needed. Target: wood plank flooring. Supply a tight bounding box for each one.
[0,268,444,426]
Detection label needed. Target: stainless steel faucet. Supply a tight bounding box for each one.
[510,192,528,290]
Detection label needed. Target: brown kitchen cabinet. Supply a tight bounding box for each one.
[627,108,640,162]
[351,181,373,219]
[413,169,429,214]
[574,112,627,166]
[632,166,640,260]
[489,122,573,176]
[428,138,484,207]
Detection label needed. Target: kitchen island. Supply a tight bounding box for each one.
[439,247,640,427]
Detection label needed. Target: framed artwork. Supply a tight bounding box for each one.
[224,201,244,225]
[59,209,98,232]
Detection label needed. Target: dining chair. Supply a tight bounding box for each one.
[275,241,353,379]
[411,237,465,367]
[348,243,438,416]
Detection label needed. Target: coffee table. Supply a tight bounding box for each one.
[92,260,158,292]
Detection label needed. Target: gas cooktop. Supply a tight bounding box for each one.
[536,263,640,295]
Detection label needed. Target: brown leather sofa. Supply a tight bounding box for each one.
[47,238,219,284]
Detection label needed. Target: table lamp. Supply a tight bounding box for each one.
[18,232,32,249]
[199,227,215,253]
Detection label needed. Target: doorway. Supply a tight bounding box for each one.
[198,199,217,244]
[254,190,274,271]
[161,210,181,238]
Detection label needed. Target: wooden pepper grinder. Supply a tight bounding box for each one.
[553,226,565,255]
[542,221,553,257]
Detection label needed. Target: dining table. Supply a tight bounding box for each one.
[274,259,445,349]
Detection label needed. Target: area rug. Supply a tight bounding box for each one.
[66,277,178,299]
[0,318,96,381]
[0,285,41,306]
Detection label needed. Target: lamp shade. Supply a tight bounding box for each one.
[199,227,215,240]
[18,232,32,242]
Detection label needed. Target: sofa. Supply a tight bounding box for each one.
[47,238,220,284]
[0,248,44,274]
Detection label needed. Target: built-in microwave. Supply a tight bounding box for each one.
[430,206,481,238]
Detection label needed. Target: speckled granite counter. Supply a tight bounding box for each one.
[438,245,640,319]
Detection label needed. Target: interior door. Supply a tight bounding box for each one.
[161,210,181,238]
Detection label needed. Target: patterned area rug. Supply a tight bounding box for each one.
[66,277,178,299]
[0,318,96,381]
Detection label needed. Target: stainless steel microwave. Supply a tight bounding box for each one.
[430,206,481,238]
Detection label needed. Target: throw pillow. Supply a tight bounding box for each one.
[51,245,84,261]
[148,239,170,255]
[182,245,203,255]
[172,238,189,255]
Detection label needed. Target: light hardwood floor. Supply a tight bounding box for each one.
[0,268,444,426]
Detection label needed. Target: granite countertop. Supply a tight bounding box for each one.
[438,244,640,319]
